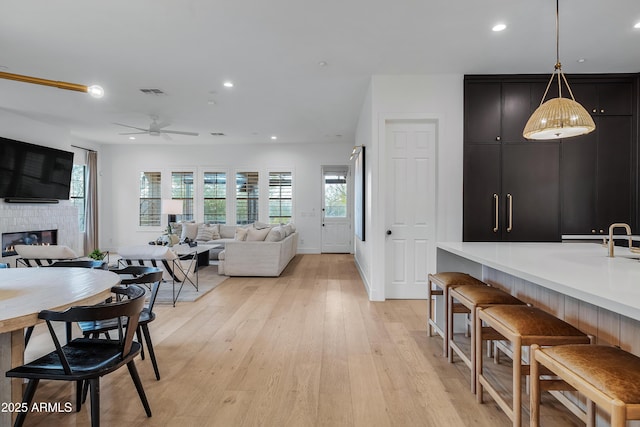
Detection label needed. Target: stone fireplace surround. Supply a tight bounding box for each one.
[0,202,80,264]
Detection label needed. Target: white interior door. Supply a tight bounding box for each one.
[385,121,436,299]
[321,166,351,253]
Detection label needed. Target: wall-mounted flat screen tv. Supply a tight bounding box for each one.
[0,136,74,200]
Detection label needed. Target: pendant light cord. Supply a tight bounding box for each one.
[555,0,563,98]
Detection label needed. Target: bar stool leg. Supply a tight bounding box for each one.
[530,347,541,427]
[476,308,484,403]
[513,340,522,427]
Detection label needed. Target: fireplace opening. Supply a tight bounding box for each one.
[2,229,58,257]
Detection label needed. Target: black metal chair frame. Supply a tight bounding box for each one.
[117,252,198,307]
[6,285,152,427]
[80,266,164,380]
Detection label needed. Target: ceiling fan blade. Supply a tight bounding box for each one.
[162,130,199,136]
[113,122,148,132]
[118,131,148,135]
[161,133,172,141]
[156,120,171,129]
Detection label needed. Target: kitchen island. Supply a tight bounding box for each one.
[436,242,640,354]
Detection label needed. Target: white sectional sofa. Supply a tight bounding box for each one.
[172,221,298,277]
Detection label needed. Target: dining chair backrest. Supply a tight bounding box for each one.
[111,265,163,305]
[39,285,146,362]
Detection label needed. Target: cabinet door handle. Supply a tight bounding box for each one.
[493,194,499,232]
[506,193,513,232]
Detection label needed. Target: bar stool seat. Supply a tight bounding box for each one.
[427,272,487,357]
[448,284,524,393]
[477,305,591,427]
[531,344,640,427]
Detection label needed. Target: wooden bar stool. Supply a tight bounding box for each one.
[531,344,640,427]
[448,284,524,393]
[427,272,487,357]
[476,305,591,427]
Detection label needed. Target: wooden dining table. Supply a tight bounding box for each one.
[0,267,120,425]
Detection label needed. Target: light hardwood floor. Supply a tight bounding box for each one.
[21,254,580,426]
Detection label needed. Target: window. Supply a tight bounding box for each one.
[269,172,292,224]
[171,172,194,221]
[236,172,259,224]
[324,172,347,218]
[203,172,226,224]
[70,164,86,231]
[139,172,161,227]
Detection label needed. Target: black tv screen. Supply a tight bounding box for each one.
[0,137,74,200]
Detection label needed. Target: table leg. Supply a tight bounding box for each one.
[1,330,26,425]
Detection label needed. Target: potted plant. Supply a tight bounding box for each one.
[88,249,107,261]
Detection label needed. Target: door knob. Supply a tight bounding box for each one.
[386,230,392,235]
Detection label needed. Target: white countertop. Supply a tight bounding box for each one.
[437,241,640,322]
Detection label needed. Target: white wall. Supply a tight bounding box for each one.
[354,74,464,300]
[99,142,352,252]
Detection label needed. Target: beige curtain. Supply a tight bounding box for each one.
[83,150,99,253]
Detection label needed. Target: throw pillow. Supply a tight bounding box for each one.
[235,227,248,241]
[253,221,271,230]
[180,222,199,241]
[195,224,215,242]
[209,224,221,240]
[247,226,270,241]
[265,226,285,242]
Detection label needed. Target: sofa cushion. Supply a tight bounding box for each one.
[15,244,78,260]
[219,224,237,239]
[247,227,270,241]
[180,222,199,240]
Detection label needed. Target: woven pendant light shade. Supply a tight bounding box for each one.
[523,97,595,140]
[523,0,595,141]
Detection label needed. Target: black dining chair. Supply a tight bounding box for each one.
[23,259,109,346]
[6,285,152,427]
[79,266,165,380]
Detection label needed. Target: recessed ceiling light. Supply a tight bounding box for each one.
[492,23,507,32]
[318,61,328,67]
[577,58,586,63]
[223,81,234,88]
[635,22,640,29]
[129,136,136,140]
[270,136,277,140]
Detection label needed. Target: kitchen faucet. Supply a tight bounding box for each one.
[607,223,632,257]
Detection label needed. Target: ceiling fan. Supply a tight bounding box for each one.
[114,116,199,138]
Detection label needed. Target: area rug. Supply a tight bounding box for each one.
[154,265,227,304]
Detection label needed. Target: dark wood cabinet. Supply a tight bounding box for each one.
[464,76,562,241]
[464,143,560,241]
[562,116,634,235]
[464,74,637,242]
[464,82,501,143]
[570,81,633,116]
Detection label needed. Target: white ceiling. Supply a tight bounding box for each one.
[1,0,639,146]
